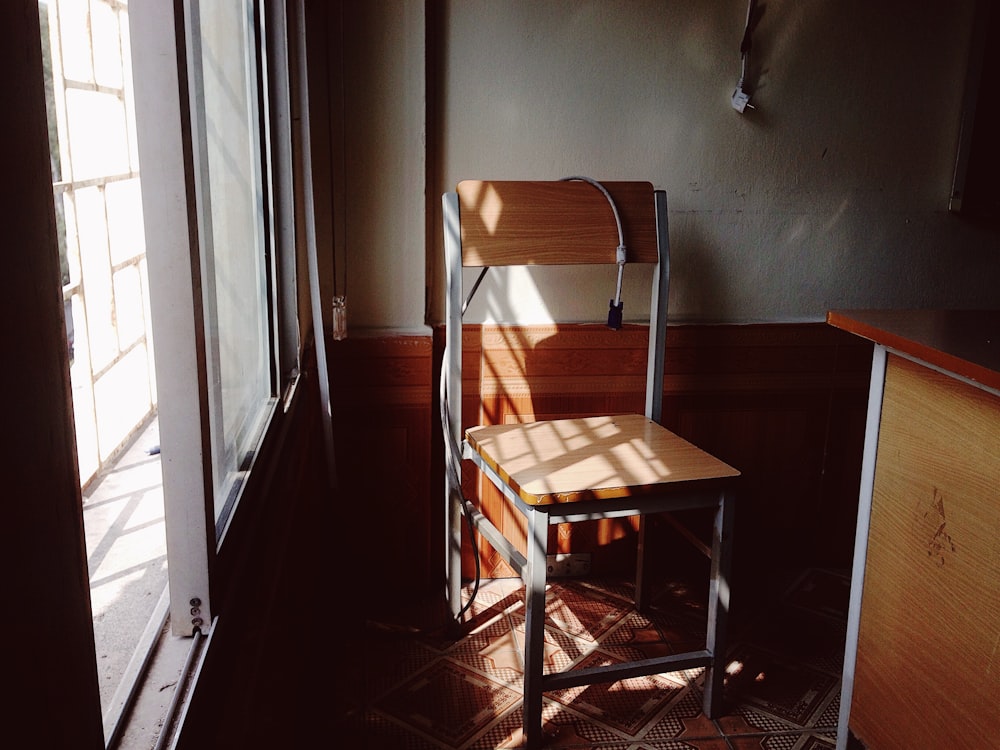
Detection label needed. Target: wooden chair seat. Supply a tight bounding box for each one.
[466,414,738,505]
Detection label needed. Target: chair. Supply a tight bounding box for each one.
[441,179,739,748]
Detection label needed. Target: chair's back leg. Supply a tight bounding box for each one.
[645,189,670,423]
[637,191,671,614]
[443,191,464,618]
[703,490,735,717]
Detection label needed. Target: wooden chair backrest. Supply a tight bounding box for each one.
[455,180,658,267]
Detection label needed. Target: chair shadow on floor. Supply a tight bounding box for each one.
[332,563,848,750]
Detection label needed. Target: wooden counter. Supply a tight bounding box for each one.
[827,309,1000,392]
[827,310,1000,750]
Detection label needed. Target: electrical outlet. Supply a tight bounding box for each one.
[546,553,592,578]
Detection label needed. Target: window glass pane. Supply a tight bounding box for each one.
[190,0,273,524]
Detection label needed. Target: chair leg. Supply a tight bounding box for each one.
[635,515,650,613]
[702,491,735,718]
[446,487,464,621]
[522,508,548,750]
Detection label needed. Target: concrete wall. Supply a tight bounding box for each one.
[338,0,998,330]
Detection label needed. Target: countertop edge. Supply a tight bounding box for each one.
[827,310,1000,393]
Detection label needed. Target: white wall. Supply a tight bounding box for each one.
[334,0,428,333]
[344,0,999,330]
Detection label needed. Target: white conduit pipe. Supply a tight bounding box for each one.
[295,0,337,490]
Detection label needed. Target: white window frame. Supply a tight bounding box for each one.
[129,0,298,636]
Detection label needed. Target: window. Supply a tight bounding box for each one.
[40,0,157,490]
[130,0,298,635]
[187,0,278,526]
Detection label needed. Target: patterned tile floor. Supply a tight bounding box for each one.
[334,568,850,749]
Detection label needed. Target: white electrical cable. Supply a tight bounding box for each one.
[561,176,627,327]
[560,176,625,251]
[732,0,756,112]
[739,0,752,88]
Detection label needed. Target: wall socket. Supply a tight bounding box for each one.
[546,553,591,578]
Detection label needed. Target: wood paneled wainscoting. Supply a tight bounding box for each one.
[328,334,438,615]
[328,323,871,612]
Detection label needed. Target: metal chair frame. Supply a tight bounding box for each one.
[442,180,737,749]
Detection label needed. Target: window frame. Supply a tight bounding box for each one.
[185,0,278,532]
[129,0,299,636]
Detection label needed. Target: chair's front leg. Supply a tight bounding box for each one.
[522,507,548,749]
[703,490,735,718]
[635,515,650,613]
